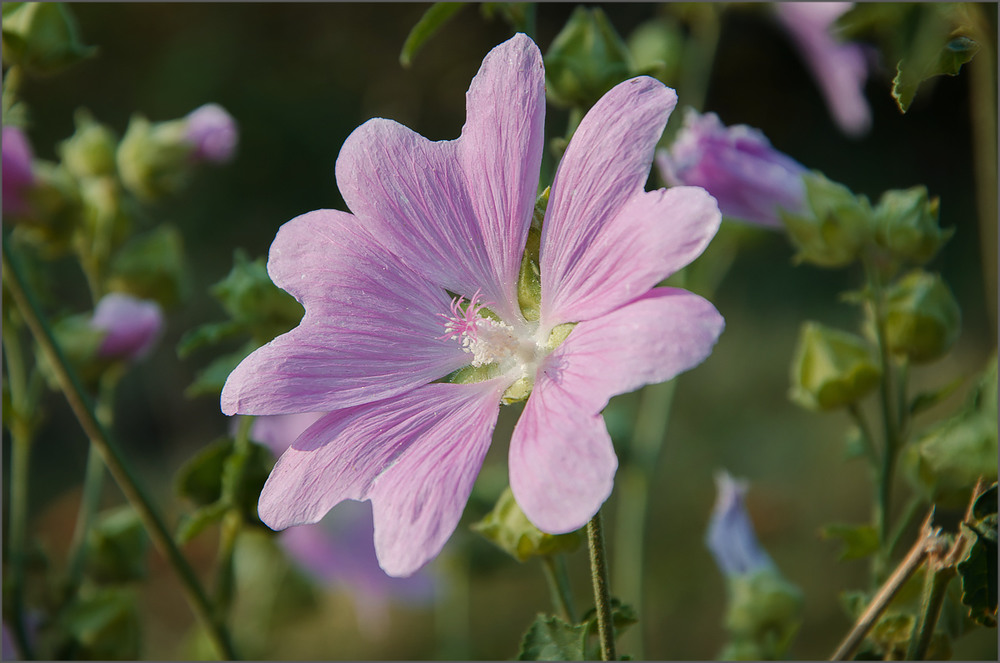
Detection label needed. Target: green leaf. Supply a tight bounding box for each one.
[909,374,965,416]
[894,35,978,112]
[580,598,639,638]
[107,224,188,309]
[86,506,149,584]
[175,436,234,506]
[184,343,254,398]
[56,587,141,660]
[821,523,880,561]
[399,3,465,68]
[957,521,998,627]
[175,501,229,545]
[472,486,581,562]
[517,614,587,661]
[973,483,998,521]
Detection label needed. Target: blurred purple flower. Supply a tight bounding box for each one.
[222,33,724,577]
[2,621,20,661]
[184,103,237,164]
[657,109,808,229]
[2,126,35,217]
[776,2,872,138]
[706,470,775,577]
[90,293,164,361]
[251,412,435,638]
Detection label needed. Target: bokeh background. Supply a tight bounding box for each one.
[6,2,997,659]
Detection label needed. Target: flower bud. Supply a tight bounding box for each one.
[184,103,238,164]
[57,109,118,179]
[1,2,96,75]
[789,321,881,411]
[873,186,952,266]
[627,18,683,83]
[882,270,960,363]
[115,113,192,200]
[904,413,997,508]
[544,7,633,110]
[2,125,35,217]
[656,109,808,229]
[90,292,164,361]
[781,172,874,268]
[705,471,775,577]
[11,160,82,256]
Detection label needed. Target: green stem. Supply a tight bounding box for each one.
[587,510,616,661]
[905,563,955,660]
[2,319,37,660]
[213,416,254,619]
[2,242,238,660]
[541,554,576,624]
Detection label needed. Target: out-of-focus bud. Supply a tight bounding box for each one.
[472,485,581,562]
[627,18,683,83]
[707,471,803,660]
[107,225,187,309]
[789,321,881,411]
[2,125,35,217]
[90,292,164,361]
[781,172,874,268]
[656,109,808,229]
[184,103,237,164]
[873,186,952,266]
[544,6,634,110]
[115,113,191,200]
[1,2,96,75]
[12,160,82,257]
[775,2,872,138]
[57,109,118,179]
[881,270,961,363]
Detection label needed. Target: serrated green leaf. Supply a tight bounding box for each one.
[910,375,965,416]
[517,614,587,661]
[579,598,638,636]
[399,3,465,68]
[821,523,880,561]
[957,522,997,627]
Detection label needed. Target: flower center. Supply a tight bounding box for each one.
[440,290,542,376]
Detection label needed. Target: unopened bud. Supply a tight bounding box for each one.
[789,321,881,411]
[882,270,960,363]
[873,186,952,265]
[58,109,118,179]
[116,114,192,200]
[781,172,874,268]
[184,103,238,164]
[544,7,633,109]
[1,2,95,75]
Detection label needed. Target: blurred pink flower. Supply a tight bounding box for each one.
[251,413,435,638]
[90,293,164,361]
[2,126,35,217]
[657,109,808,229]
[776,2,872,137]
[705,470,775,577]
[222,33,724,577]
[185,103,238,164]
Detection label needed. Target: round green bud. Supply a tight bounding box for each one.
[781,172,874,269]
[58,109,118,179]
[874,186,952,266]
[116,114,193,201]
[789,321,881,411]
[882,270,961,363]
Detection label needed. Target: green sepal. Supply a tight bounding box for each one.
[872,186,952,267]
[107,224,188,309]
[518,226,542,323]
[516,613,586,661]
[399,2,465,68]
[957,521,998,628]
[85,506,149,584]
[880,270,961,363]
[52,587,141,660]
[788,321,881,411]
[780,172,874,269]
[472,486,581,563]
[820,523,880,561]
[1,2,96,76]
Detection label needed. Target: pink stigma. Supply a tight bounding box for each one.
[439,289,489,341]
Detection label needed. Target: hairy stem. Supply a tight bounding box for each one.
[587,510,616,661]
[2,243,237,660]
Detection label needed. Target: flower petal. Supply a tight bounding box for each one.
[335,34,545,322]
[509,371,618,534]
[547,287,725,414]
[539,185,720,327]
[257,380,505,576]
[540,76,677,324]
[221,210,472,416]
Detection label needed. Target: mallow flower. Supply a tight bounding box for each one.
[90,292,164,361]
[2,126,35,217]
[184,103,238,164]
[250,412,435,637]
[775,2,872,138]
[705,470,775,577]
[656,109,808,229]
[221,33,725,577]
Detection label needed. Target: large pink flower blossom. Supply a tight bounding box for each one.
[221,34,724,577]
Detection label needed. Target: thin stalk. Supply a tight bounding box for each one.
[905,563,955,660]
[541,554,576,624]
[2,320,37,660]
[213,415,254,619]
[587,510,616,661]
[2,243,237,660]
[829,510,937,661]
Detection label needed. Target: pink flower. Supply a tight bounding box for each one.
[2,126,35,217]
[775,2,872,138]
[221,34,724,577]
[90,293,164,361]
[656,109,808,229]
[184,103,237,164]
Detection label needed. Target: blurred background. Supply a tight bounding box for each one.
[4,2,997,660]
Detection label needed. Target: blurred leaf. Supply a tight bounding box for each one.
[399,2,465,68]
[909,375,965,416]
[904,412,997,507]
[1,2,96,76]
[86,506,148,584]
[209,250,303,345]
[184,343,253,398]
[821,523,879,561]
[177,320,244,358]
[55,587,141,660]
[517,614,586,661]
[175,501,229,545]
[579,598,638,637]
[472,486,581,562]
[957,521,998,628]
[480,3,531,32]
[107,224,188,309]
[175,436,234,507]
